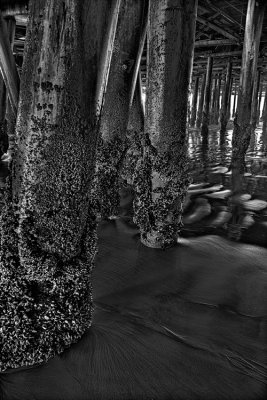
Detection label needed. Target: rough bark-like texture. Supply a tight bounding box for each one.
[201,56,213,137]
[196,73,206,128]
[190,76,199,127]
[0,0,111,372]
[220,60,232,137]
[231,0,265,197]
[92,0,148,218]
[134,0,197,248]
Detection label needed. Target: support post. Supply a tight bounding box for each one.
[220,60,232,136]
[0,12,19,116]
[232,79,237,118]
[0,74,7,155]
[0,0,112,372]
[93,0,148,218]
[2,17,17,162]
[196,73,206,128]
[262,89,267,142]
[226,77,233,121]
[231,0,265,198]
[201,56,213,136]
[257,81,263,124]
[214,74,221,124]
[210,76,218,124]
[190,76,199,127]
[134,0,198,248]
[251,69,261,133]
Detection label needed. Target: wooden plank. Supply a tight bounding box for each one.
[195,39,239,47]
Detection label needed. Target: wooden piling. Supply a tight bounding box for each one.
[220,60,232,136]
[135,0,198,248]
[0,0,113,372]
[251,69,261,133]
[190,76,199,127]
[0,12,19,116]
[201,56,213,136]
[214,74,221,125]
[93,0,148,218]
[231,0,265,197]
[196,73,206,128]
[232,79,237,118]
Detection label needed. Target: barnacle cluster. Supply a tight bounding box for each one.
[133,142,190,248]
[91,135,127,219]
[0,126,97,371]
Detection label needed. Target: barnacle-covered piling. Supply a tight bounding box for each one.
[0,0,111,372]
[134,0,197,249]
[92,0,148,219]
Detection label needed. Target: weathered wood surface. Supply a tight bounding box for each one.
[93,0,148,218]
[134,0,198,248]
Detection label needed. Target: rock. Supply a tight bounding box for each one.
[240,212,255,229]
[188,182,209,189]
[231,193,252,204]
[208,208,232,227]
[183,198,211,225]
[206,189,232,199]
[211,166,229,174]
[242,199,267,211]
[188,184,223,195]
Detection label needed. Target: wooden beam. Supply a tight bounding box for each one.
[197,16,240,42]
[204,0,244,31]
[95,0,121,117]
[195,50,242,58]
[1,5,28,17]
[129,7,148,108]
[0,12,19,115]
[195,39,239,47]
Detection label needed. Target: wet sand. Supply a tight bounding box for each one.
[1,218,267,400]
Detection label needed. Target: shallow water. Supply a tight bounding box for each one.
[182,124,267,247]
[1,127,267,399]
